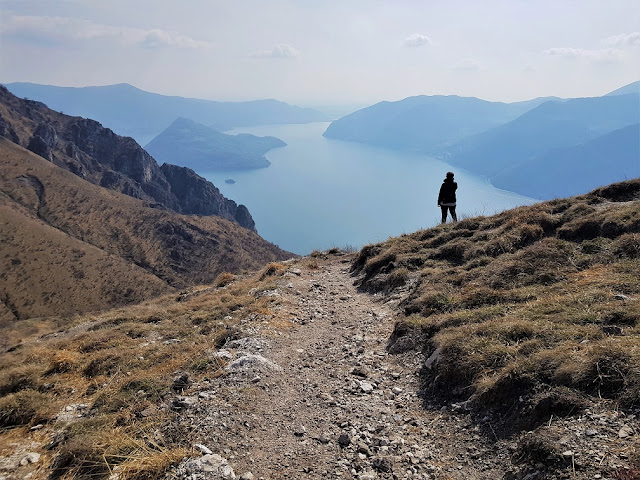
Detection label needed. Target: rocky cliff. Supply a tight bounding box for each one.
[0,85,256,230]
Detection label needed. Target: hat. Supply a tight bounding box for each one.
[446,171,454,178]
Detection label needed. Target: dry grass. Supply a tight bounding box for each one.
[0,139,292,326]
[0,261,298,479]
[354,179,640,429]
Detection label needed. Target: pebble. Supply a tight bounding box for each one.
[618,425,634,438]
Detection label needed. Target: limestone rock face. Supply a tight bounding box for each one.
[0,85,256,230]
[160,163,256,231]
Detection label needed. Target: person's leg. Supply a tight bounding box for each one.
[441,206,448,223]
[450,206,457,222]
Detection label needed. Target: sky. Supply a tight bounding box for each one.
[0,0,639,106]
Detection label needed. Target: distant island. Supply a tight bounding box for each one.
[145,117,286,171]
[225,178,236,184]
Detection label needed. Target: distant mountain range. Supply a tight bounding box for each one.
[323,95,559,152]
[145,117,286,171]
[323,81,640,200]
[3,82,328,145]
[448,93,639,177]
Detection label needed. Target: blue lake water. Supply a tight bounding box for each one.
[202,122,536,255]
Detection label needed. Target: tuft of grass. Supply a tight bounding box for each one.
[0,389,52,428]
[214,272,235,287]
[259,262,286,279]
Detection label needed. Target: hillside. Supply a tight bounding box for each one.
[492,123,640,199]
[0,180,638,480]
[0,85,256,230]
[145,117,286,171]
[0,139,291,324]
[322,94,556,152]
[4,83,329,145]
[448,93,640,178]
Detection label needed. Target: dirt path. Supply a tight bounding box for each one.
[169,255,508,480]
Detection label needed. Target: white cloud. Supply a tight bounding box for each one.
[403,33,431,47]
[603,32,640,47]
[544,47,620,63]
[1,15,214,49]
[251,44,300,59]
[451,58,482,71]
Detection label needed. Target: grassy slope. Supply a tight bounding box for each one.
[353,179,640,430]
[0,139,291,326]
[0,261,296,479]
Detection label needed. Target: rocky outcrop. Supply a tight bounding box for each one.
[0,85,256,230]
[160,164,256,231]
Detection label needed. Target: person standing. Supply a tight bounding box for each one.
[437,171,458,223]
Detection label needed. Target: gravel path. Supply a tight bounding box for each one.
[169,255,508,480]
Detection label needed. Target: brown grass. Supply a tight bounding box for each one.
[353,180,640,430]
[0,259,300,479]
[0,138,292,326]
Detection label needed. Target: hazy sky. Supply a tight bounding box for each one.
[1,0,639,105]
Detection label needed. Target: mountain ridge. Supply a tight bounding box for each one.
[4,82,329,145]
[0,85,257,230]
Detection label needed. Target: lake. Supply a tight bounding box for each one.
[202,122,536,255]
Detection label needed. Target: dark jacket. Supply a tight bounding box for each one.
[438,178,457,205]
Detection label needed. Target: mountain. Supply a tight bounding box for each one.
[0,85,256,230]
[492,124,640,199]
[447,93,640,178]
[0,138,291,323]
[145,117,286,171]
[605,80,640,96]
[3,82,329,145]
[322,94,557,152]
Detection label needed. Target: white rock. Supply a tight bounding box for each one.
[618,425,634,438]
[359,381,374,393]
[226,354,281,373]
[195,443,213,455]
[178,454,236,479]
[19,453,41,466]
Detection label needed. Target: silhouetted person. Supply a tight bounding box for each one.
[438,171,458,223]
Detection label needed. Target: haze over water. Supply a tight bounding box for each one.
[204,122,536,255]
